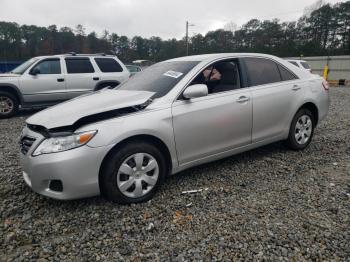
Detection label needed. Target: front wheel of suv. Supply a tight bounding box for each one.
[0,91,19,118]
[99,141,167,204]
[285,108,315,150]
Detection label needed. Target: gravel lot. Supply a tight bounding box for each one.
[1,88,350,261]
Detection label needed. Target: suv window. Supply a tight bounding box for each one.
[244,57,281,86]
[32,59,61,74]
[95,58,123,72]
[278,65,298,81]
[65,58,95,74]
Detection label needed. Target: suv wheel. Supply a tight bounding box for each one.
[100,142,167,204]
[285,108,315,150]
[0,91,19,118]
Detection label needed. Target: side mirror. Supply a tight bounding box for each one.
[183,84,208,100]
[29,68,40,75]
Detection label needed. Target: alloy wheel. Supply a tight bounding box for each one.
[0,96,14,115]
[294,115,312,145]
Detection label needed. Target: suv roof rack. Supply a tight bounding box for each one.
[64,52,112,57]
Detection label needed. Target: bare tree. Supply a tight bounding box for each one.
[75,24,86,36]
[224,21,238,34]
[303,0,326,17]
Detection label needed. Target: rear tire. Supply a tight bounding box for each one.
[284,108,315,150]
[99,141,167,204]
[0,91,19,118]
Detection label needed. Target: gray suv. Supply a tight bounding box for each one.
[19,53,329,204]
[0,53,130,118]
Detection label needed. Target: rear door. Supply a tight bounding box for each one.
[243,57,305,142]
[93,57,129,84]
[64,57,98,99]
[19,58,67,103]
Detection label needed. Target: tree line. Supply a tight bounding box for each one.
[0,1,349,63]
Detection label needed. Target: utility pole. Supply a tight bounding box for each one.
[186,21,195,56]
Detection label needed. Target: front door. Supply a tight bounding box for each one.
[20,58,66,103]
[172,59,252,165]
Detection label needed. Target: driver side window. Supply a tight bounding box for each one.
[190,60,241,95]
[32,59,61,74]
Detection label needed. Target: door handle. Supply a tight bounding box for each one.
[93,77,100,81]
[236,96,250,103]
[57,78,64,82]
[292,85,301,91]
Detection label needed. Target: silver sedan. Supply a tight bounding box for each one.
[19,53,330,204]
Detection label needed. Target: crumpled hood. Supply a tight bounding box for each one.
[26,89,154,129]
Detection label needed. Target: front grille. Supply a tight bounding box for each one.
[20,136,36,155]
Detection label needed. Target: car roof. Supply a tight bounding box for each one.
[165,53,280,63]
[34,54,117,59]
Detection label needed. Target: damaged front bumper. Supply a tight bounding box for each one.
[19,125,114,200]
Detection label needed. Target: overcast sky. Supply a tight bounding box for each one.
[0,0,346,39]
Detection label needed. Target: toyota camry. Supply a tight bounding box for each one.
[19,53,329,204]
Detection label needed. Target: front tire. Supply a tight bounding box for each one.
[0,91,19,118]
[285,108,315,150]
[100,142,167,204]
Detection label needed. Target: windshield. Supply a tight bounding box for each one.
[11,58,39,74]
[126,65,139,72]
[118,61,199,98]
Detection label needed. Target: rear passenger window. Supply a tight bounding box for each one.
[65,58,94,74]
[288,61,299,67]
[300,62,310,69]
[94,58,123,72]
[244,57,281,86]
[278,65,298,81]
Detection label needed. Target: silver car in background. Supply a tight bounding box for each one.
[125,64,142,77]
[0,53,130,118]
[19,53,329,204]
[287,59,312,73]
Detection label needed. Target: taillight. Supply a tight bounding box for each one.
[322,80,329,90]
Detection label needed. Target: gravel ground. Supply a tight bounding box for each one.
[1,88,350,261]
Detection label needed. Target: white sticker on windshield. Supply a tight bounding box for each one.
[163,71,183,79]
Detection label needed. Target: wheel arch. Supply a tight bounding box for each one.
[98,134,173,183]
[297,102,319,126]
[0,84,24,104]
